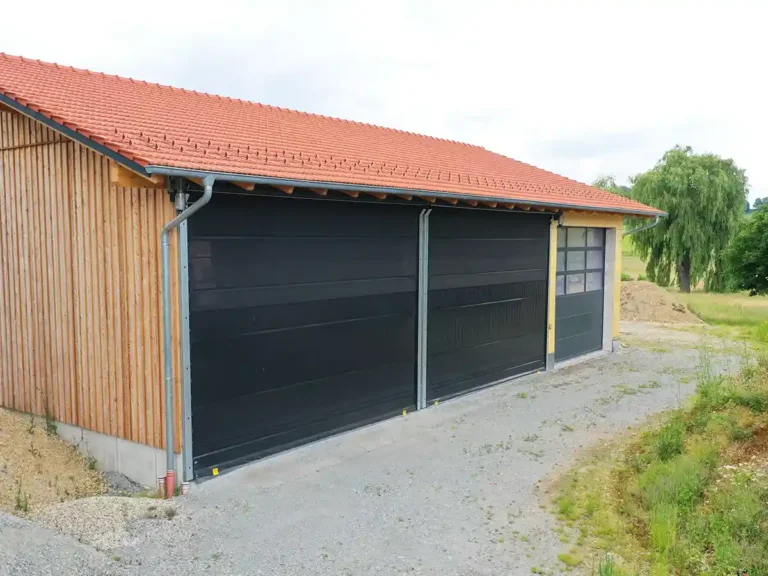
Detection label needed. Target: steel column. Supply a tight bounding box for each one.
[178,214,193,481]
[416,208,431,409]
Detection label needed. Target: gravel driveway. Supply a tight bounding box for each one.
[0,322,741,576]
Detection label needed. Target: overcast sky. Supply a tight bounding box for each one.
[3,0,765,203]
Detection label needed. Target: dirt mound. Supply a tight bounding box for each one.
[621,281,703,324]
[0,408,107,515]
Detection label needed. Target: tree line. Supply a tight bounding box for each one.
[595,146,766,295]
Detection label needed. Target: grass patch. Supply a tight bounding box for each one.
[676,290,768,345]
[614,384,638,397]
[621,237,646,280]
[638,380,662,391]
[551,349,768,575]
[558,550,583,568]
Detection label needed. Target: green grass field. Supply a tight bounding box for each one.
[553,353,768,575]
[622,236,768,342]
[555,242,768,574]
[622,235,646,280]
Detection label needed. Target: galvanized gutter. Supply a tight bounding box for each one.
[161,175,214,494]
[144,166,665,218]
[623,215,661,235]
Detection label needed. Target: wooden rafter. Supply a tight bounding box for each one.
[424,196,437,203]
[464,200,479,207]
[309,187,328,196]
[233,181,255,191]
[110,163,166,189]
[482,201,497,208]
[367,192,387,200]
[343,190,360,198]
[272,184,294,195]
[397,194,413,201]
[443,198,459,205]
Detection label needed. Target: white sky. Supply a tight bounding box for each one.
[2,0,765,203]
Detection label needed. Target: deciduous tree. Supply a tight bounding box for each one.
[630,146,748,292]
[727,206,768,295]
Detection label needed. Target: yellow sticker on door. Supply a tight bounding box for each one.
[212,467,219,476]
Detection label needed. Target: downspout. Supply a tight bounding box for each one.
[623,215,661,235]
[162,175,214,496]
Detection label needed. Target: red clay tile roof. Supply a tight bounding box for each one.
[0,54,661,216]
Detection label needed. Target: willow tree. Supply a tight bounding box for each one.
[630,146,748,292]
[593,175,632,198]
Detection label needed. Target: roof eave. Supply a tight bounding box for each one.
[144,165,666,218]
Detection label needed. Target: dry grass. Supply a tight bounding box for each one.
[0,408,107,515]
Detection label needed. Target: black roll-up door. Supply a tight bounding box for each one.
[426,209,549,401]
[555,227,605,361]
[188,194,419,476]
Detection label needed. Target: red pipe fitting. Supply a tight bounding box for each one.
[165,470,176,499]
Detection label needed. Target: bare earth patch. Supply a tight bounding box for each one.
[0,408,106,515]
[621,280,703,324]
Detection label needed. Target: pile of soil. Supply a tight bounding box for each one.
[0,408,107,515]
[621,281,703,324]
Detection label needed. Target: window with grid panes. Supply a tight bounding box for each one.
[556,227,604,295]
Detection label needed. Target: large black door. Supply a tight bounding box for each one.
[188,194,418,476]
[555,227,605,361]
[426,210,549,401]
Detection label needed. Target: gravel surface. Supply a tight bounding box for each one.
[1,322,741,575]
[104,471,148,496]
[34,496,177,550]
[0,512,127,576]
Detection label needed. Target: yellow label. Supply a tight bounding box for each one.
[402,409,407,416]
[212,467,219,476]
[434,400,439,405]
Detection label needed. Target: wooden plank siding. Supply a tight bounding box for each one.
[0,110,183,453]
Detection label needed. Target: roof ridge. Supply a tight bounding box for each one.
[0,52,485,151]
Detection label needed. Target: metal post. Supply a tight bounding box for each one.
[416,208,431,409]
[421,209,431,408]
[416,209,427,410]
[178,213,193,481]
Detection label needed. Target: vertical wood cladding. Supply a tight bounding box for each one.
[0,110,182,451]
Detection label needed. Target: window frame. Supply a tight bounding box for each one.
[556,227,605,295]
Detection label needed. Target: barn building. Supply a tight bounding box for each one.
[0,54,662,486]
